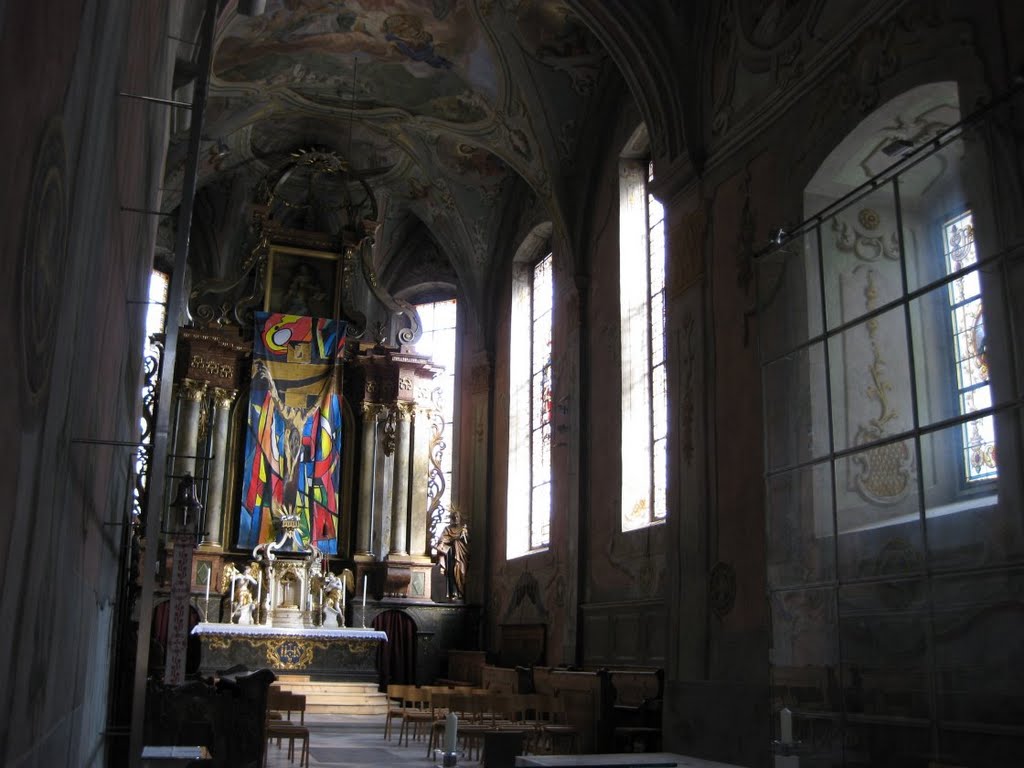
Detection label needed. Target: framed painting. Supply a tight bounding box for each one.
[264,245,342,319]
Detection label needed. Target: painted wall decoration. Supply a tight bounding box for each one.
[238,312,347,554]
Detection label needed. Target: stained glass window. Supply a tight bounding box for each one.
[620,159,668,531]
[943,211,997,482]
[414,299,458,550]
[508,252,552,556]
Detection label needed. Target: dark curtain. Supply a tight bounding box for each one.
[373,610,417,691]
[149,601,203,676]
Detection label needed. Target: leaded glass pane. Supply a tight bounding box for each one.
[757,234,823,362]
[827,306,914,453]
[766,461,835,589]
[651,362,667,441]
[652,437,667,520]
[531,481,550,548]
[942,212,997,482]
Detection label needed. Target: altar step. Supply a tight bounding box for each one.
[274,676,388,715]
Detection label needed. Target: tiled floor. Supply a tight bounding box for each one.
[263,714,485,768]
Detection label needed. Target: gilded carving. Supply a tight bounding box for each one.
[398,375,413,392]
[264,639,327,670]
[178,378,208,402]
[832,216,898,262]
[851,268,912,504]
[382,408,397,457]
[211,387,238,410]
[361,401,386,420]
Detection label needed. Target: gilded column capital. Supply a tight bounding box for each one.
[178,378,208,402]
[211,387,238,410]
[396,401,416,420]
[361,401,386,421]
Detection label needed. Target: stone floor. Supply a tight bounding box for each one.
[262,713,485,768]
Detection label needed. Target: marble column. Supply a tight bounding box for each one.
[409,403,430,559]
[356,402,383,557]
[173,378,207,481]
[388,402,414,556]
[201,387,236,548]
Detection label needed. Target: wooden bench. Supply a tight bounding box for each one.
[533,667,613,753]
[607,668,663,753]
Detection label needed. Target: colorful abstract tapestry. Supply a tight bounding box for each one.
[237,312,346,554]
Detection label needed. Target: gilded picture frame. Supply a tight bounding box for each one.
[264,245,342,319]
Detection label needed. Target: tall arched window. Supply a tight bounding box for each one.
[414,298,458,550]
[507,251,553,557]
[620,150,668,531]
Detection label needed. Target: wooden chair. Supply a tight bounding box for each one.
[536,694,580,755]
[399,687,434,747]
[268,688,307,726]
[446,691,492,761]
[264,722,309,768]
[384,684,407,741]
[426,689,455,758]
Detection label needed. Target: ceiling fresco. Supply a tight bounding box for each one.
[168,0,611,320]
[214,0,498,122]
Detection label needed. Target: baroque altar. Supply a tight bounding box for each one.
[191,623,387,680]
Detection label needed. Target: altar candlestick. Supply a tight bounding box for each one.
[780,707,793,744]
[204,570,210,604]
[256,571,262,611]
[362,574,368,608]
[444,712,458,753]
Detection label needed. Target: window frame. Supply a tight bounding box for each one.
[507,251,553,558]
[619,157,668,532]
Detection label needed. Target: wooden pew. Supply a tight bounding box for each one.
[607,668,663,752]
[533,667,613,753]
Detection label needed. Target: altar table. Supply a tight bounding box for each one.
[191,622,388,681]
[514,754,746,767]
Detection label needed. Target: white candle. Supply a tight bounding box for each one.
[256,571,262,614]
[362,574,368,608]
[204,569,210,603]
[444,711,458,753]
[780,707,793,744]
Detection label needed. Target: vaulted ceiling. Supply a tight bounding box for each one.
[166,0,628,321]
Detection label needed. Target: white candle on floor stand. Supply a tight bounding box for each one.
[444,711,458,753]
[780,706,792,744]
[362,574,368,607]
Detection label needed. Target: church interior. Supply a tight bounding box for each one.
[3,1,1024,766]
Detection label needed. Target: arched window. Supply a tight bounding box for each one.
[620,134,668,531]
[759,82,1023,761]
[413,298,458,550]
[507,250,553,557]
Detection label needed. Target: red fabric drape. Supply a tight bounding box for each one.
[150,601,203,676]
[373,610,417,691]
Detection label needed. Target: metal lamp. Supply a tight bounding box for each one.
[169,473,204,532]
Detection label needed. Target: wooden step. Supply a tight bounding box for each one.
[272,678,388,716]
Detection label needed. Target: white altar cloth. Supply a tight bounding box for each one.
[191,622,387,641]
